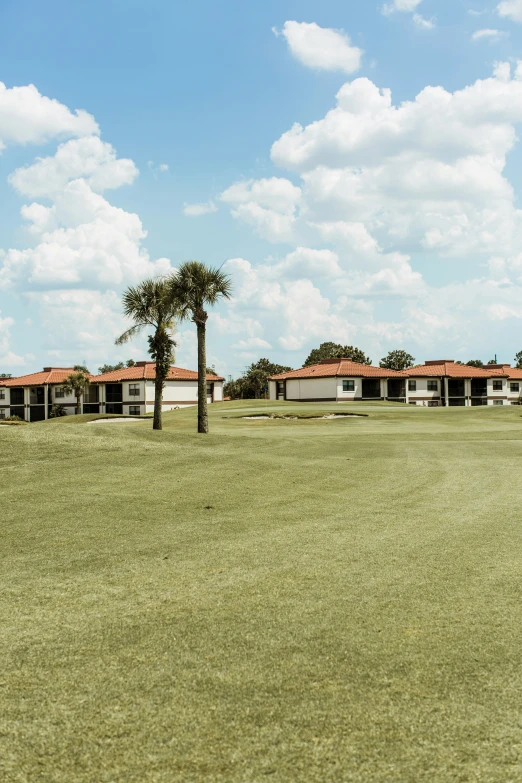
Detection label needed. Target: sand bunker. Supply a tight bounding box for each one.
[87,417,148,424]
[241,413,366,420]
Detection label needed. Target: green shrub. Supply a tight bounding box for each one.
[49,404,67,418]
[0,415,26,425]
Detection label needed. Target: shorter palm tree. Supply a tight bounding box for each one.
[116,278,177,431]
[62,366,91,416]
[168,261,232,433]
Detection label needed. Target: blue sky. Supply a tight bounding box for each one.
[1,0,522,376]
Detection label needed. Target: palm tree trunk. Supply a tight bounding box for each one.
[153,377,163,430]
[76,393,81,416]
[197,320,208,434]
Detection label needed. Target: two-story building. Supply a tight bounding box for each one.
[90,362,224,416]
[0,367,89,421]
[402,361,521,406]
[0,362,224,420]
[268,358,522,406]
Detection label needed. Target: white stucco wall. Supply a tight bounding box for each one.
[286,377,338,401]
[143,379,223,411]
[336,377,362,400]
[120,381,144,403]
[51,384,78,413]
[405,378,441,404]
[0,385,9,417]
[487,378,508,404]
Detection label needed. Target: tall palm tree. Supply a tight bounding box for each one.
[169,261,232,433]
[62,366,91,416]
[116,278,177,431]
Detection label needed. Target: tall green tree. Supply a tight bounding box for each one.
[62,367,91,416]
[98,359,136,374]
[380,350,415,371]
[169,261,232,433]
[514,351,522,369]
[225,358,293,400]
[466,360,484,368]
[116,279,177,431]
[303,342,371,367]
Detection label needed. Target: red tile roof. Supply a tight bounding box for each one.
[91,361,224,383]
[269,358,404,380]
[0,368,83,387]
[402,361,507,378]
[504,367,522,379]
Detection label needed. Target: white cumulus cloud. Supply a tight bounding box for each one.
[232,337,273,350]
[497,0,522,22]
[216,62,522,361]
[382,0,423,16]
[8,136,138,197]
[0,313,27,366]
[0,83,173,371]
[413,14,435,29]
[0,82,98,151]
[472,28,509,40]
[273,21,362,74]
[182,200,218,217]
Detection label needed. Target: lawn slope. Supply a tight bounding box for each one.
[1,403,522,782]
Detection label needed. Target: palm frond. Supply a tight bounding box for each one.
[168,261,232,319]
[115,324,144,345]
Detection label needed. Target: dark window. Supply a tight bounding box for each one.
[362,379,381,398]
[408,380,416,391]
[448,379,465,397]
[493,380,503,391]
[30,405,46,422]
[106,384,123,403]
[105,403,123,414]
[427,380,438,391]
[83,385,99,404]
[0,409,5,418]
[206,384,213,396]
[342,380,355,392]
[510,382,519,393]
[30,387,44,405]
[277,382,285,396]
[129,384,140,396]
[55,387,65,398]
[129,406,140,416]
[0,389,4,400]
[471,379,487,396]
[10,388,24,405]
[493,400,504,406]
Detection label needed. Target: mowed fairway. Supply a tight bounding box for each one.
[2,402,522,783]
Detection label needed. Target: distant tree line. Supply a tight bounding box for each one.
[98,359,137,374]
[224,358,293,399]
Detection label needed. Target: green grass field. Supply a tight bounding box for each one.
[2,401,522,782]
